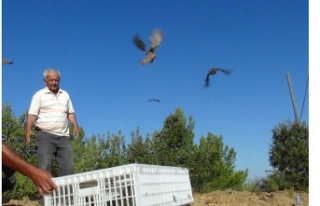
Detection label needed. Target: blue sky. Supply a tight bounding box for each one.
[1,0,310,180]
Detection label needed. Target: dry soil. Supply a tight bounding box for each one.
[3,190,309,206]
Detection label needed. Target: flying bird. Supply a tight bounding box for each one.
[148,98,160,102]
[133,29,163,65]
[2,59,13,65]
[204,68,231,87]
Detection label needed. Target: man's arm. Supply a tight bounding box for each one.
[68,113,79,139]
[2,143,57,196]
[25,114,36,143]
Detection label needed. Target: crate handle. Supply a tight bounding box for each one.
[78,180,100,197]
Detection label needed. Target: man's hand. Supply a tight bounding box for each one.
[31,168,58,196]
[25,129,34,144]
[73,127,80,140]
[2,143,58,196]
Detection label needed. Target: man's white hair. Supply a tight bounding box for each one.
[43,68,61,79]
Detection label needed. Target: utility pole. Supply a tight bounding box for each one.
[286,72,299,122]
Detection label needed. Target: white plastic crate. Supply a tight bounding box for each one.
[44,163,194,206]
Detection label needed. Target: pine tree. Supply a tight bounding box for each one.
[269,120,308,191]
[152,108,195,168]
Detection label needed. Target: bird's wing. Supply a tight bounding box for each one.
[133,35,146,51]
[149,29,163,49]
[215,68,231,75]
[204,74,211,87]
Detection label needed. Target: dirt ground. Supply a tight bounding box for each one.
[3,190,309,206]
[191,190,308,206]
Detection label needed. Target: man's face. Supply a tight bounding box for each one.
[44,71,60,93]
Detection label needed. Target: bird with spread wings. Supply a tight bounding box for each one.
[204,68,231,87]
[133,29,163,65]
[148,99,160,102]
